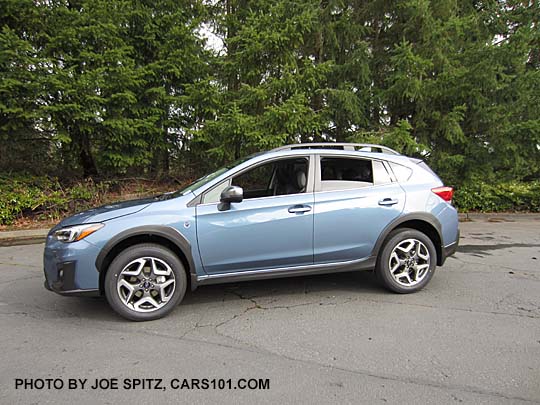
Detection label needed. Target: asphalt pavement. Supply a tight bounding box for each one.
[1,217,539,404]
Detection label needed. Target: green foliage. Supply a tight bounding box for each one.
[349,119,428,157]
[454,181,540,213]
[0,175,174,225]
[0,175,67,225]
[1,0,539,213]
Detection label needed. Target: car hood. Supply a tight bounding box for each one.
[53,197,155,230]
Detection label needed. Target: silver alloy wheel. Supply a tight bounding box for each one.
[116,256,176,312]
[388,238,431,287]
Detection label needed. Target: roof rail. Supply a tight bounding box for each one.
[270,143,401,155]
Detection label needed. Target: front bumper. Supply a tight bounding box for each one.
[43,236,101,297]
[44,281,99,297]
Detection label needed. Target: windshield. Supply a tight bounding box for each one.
[165,152,263,199]
[175,167,229,196]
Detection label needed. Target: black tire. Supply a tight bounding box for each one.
[375,228,437,294]
[104,243,187,321]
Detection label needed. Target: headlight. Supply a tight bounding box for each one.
[53,223,104,243]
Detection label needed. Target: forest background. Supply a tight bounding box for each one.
[1,0,539,226]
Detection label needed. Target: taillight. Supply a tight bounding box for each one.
[432,186,454,202]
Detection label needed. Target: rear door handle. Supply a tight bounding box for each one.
[378,198,399,206]
[288,205,312,214]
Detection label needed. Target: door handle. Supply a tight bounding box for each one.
[288,205,312,214]
[378,198,399,206]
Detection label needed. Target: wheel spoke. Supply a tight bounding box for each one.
[415,263,429,280]
[418,247,429,261]
[118,279,138,303]
[157,279,175,302]
[396,240,415,254]
[412,240,420,256]
[122,258,146,277]
[390,252,402,271]
[393,269,411,283]
[134,295,161,311]
[151,258,172,277]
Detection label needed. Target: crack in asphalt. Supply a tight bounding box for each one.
[3,312,537,404]
[451,255,540,276]
[0,275,42,286]
[0,300,85,322]
[0,261,41,269]
[2,232,540,403]
[2,278,539,326]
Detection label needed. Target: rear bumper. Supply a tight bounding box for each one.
[440,229,460,266]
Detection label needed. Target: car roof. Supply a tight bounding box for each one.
[259,147,412,166]
[270,142,400,155]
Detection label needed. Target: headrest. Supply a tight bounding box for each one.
[296,170,307,189]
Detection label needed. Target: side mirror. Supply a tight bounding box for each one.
[219,186,243,211]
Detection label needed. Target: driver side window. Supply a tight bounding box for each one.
[202,157,309,203]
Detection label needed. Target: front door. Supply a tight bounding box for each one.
[196,156,314,274]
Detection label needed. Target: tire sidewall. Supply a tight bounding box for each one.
[377,228,437,293]
[104,244,187,321]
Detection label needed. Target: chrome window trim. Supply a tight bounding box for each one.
[196,190,315,207]
[312,181,399,196]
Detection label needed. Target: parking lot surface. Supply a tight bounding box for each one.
[1,218,539,404]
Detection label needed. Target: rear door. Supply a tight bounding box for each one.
[313,155,405,263]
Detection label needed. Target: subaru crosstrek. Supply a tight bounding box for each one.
[44,143,459,321]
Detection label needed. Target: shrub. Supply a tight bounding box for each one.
[454,181,540,212]
[1,175,539,225]
[0,175,173,225]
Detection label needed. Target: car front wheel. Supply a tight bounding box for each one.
[104,243,187,321]
[376,228,437,293]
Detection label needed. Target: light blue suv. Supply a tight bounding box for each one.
[44,143,459,321]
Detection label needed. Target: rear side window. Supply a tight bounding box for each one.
[389,162,413,182]
[320,157,373,191]
[417,161,440,180]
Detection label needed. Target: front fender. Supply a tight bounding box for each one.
[94,225,197,284]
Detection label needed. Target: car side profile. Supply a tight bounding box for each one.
[44,143,459,321]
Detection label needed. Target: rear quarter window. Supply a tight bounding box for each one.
[389,162,413,182]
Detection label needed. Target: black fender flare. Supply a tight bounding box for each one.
[370,213,444,265]
[95,225,196,280]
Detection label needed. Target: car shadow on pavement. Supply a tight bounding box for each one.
[181,270,386,307]
[47,270,385,322]
[458,242,540,255]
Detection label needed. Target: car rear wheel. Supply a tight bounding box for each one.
[104,243,187,321]
[376,228,437,293]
